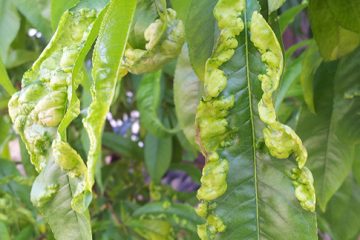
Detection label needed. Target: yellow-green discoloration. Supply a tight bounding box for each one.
[195,0,245,239]
[250,11,316,212]
[8,9,96,209]
[121,9,185,75]
[291,167,316,212]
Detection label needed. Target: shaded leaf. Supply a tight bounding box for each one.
[326,0,360,34]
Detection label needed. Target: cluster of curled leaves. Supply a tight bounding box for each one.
[1,0,360,239]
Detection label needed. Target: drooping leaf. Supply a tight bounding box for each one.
[0,0,20,62]
[136,71,179,137]
[297,49,360,211]
[309,0,360,61]
[8,3,107,239]
[144,133,172,184]
[185,0,217,80]
[174,45,201,148]
[84,0,137,188]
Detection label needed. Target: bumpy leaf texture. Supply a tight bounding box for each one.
[191,0,317,239]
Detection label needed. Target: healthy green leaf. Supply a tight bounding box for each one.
[174,45,201,149]
[185,0,217,80]
[136,71,179,137]
[84,0,137,188]
[309,0,360,61]
[144,133,172,184]
[0,58,16,96]
[13,0,53,40]
[0,0,20,62]
[325,0,360,34]
[297,49,360,211]
[319,177,360,240]
[299,42,322,113]
[102,132,144,161]
[278,1,307,33]
[171,0,192,22]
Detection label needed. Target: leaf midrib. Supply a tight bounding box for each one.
[243,5,260,239]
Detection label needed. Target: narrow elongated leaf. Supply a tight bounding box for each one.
[194,1,317,239]
[278,1,307,33]
[185,0,217,80]
[268,0,286,14]
[0,0,20,62]
[309,0,360,61]
[174,45,201,148]
[84,0,137,187]
[297,49,360,211]
[300,42,322,113]
[144,133,172,183]
[136,71,179,137]
[0,58,16,95]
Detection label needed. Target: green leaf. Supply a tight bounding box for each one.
[51,0,80,29]
[297,49,360,211]
[299,42,322,113]
[194,2,317,239]
[0,222,10,240]
[84,0,137,187]
[325,0,360,34]
[354,146,360,185]
[278,1,307,33]
[4,49,38,69]
[136,71,179,137]
[268,0,286,14]
[309,0,360,61]
[319,177,360,240]
[102,132,144,161]
[0,58,16,95]
[171,0,192,22]
[128,218,172,239]
[144,133,172,184]
[185,0,217,80]
[0,0,20,62]
[13,0,53,40]
[133,201,204,233]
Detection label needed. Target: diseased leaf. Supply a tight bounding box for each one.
[174,45,201,148]
[185,0,217,80]
[309,0,360,61]
[0,0,20,62]
[297,49,360,211]
[194,1,317,239]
